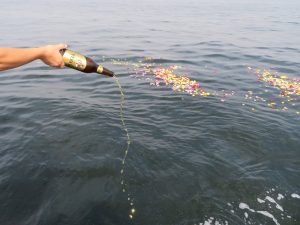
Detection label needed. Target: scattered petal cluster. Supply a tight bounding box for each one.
[256,69,300,97]
[152,68,210,96]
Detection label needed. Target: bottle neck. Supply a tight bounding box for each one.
[96,65,104,74]
[97,66,115,77]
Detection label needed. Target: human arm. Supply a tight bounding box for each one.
[0,44,67,71]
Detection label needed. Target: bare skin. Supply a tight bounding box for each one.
[0,44,67,71]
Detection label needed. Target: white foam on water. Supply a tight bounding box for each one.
[239,202,280,225]
[239,203,255,212]
[277,194,284,200]
[265,196,284,211]
[197,218,228,225]
[291,193,300,199]
[257,198,265,203]
[224,188,298,225]
[256,211,280,225]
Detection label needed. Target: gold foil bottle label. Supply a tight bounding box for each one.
[97,65,103,74]
[63,50,87,71]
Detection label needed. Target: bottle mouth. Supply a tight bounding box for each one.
[102,67,115,77]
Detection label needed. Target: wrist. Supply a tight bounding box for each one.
[36,46,48,61]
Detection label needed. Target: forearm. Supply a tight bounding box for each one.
[0,44,65,72]
[0,47,43,71]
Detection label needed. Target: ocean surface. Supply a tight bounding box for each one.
[0,0,300,225]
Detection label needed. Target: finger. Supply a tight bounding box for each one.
[59,61,65,68]
[57,43,68,50]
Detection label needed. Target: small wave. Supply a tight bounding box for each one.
[149,58,198,66]
[202,54,239,61]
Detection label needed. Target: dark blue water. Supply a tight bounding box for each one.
[0,0,300,225]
